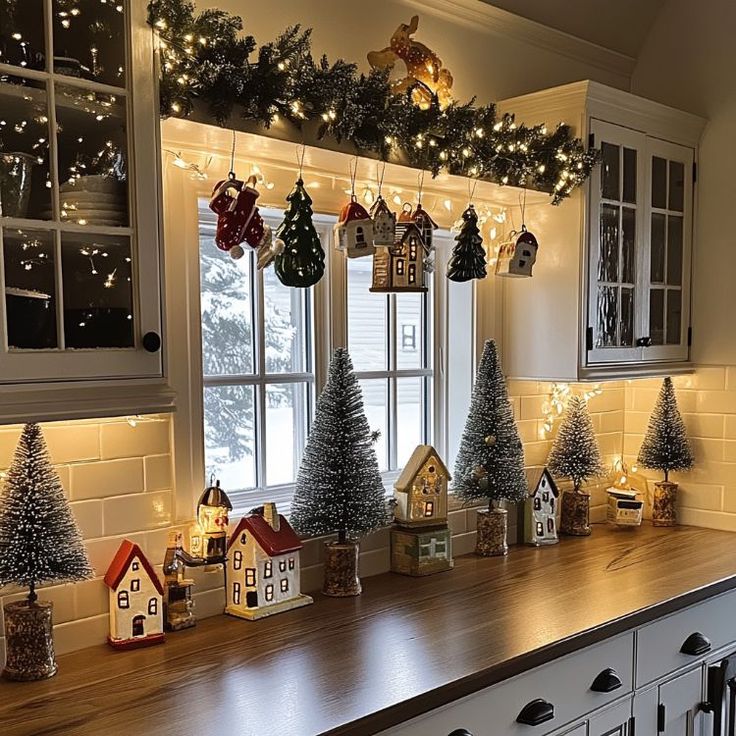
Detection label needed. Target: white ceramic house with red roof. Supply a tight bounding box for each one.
[225,503,313,620]
[334,197,375,258]
[104,539,165,649]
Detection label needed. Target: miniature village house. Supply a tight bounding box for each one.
[225,503,313,620]
[370,196,397,246]
[496,228,539,278]
[521,467,559,546]
[104,540,165,649]
[163,531,197,631]
[393,444,450,526]
[190,479,232,563]
[402,202,437,249]
[371,222,430,293]
[334,197,375,258]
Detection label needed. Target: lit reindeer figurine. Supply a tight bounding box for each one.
[368,15,454,110]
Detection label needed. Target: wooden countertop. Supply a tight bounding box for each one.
[3,524,736,736]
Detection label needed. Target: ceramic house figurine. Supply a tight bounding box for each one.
[104,540,165,649]
[334,197,375,258]
[225,503,313,620]
[607,489,644,527]
[495,227,539,278]
[371,222,430,292]
[393,444,450,527]
[190,479,232,563]
[402,202,437,249]
[162,531,197,631]
[522,467,559,546]
[391,525,453,576]
[370,196,397,246]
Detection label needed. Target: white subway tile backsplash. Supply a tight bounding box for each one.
[71,458,145,500]
[144,454,173,491]
[70,500,104,540]
[100,419,170,460]
[74,579,109,620]
[54,615,109,656]
[43,424,100,464]
[102,491,173,536]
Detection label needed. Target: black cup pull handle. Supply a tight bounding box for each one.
[636,336,653,347]
[516,699,555,726]
[680,632,712,656]
[591,667,623,693]
[447,731,474,736]
[142,331,162,353]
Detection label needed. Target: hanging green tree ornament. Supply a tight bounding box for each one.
[274,176,326,288]
[447,203,487,282]
[637,377,694,527]
[453,339,527,556]
[548,395,605,536]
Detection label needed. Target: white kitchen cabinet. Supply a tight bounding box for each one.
[657,667,705,736]
[0,0,170,420]
[496,81,706,381]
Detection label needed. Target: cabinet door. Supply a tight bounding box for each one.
[587,119,646,365]
[641,137,694,363]
[659,667,704,736]
[588,698,633,736]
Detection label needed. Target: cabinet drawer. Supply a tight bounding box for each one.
[380,633,634,736]
[636,589,736,687]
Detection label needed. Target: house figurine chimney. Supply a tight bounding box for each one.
[263,502,280,532]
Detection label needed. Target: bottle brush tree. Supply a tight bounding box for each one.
[290,348,390,543]
[637,377,694,482]
[453,339,527,509]
[0,423,93,604]
[548,395,605,493]
[447,204,487,282]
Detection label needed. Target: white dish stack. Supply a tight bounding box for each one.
[44,175,127,226]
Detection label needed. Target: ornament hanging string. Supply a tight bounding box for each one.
[376,162,386,199]
[417,170,425,206]
[348,156,358,200]
[518,189,527,232]
[467,176,478,207]
[228,129,236,180]
[295,143,306,181]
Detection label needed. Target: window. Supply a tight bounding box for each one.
[233,582,241,605]
[240,532,247,545]
[265,584,274,602]
[280,579,289,593]
[534,497,541,511]
[264,560,272,578]
[118,591,129,609]
[131,579,140,592]
[233,551,243,570]
[148,598,158,615]
[245,568,256,587]
[278,559,286,573]
[424,501,434,517]
[542,491,549,502]
[401,324,417,352]
[536,522,544,536]
[288,558,295,571]
[547,518,555,533]
[132,561,140,571]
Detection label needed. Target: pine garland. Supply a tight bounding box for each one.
[0,424,93,602]
[147,0,598,204]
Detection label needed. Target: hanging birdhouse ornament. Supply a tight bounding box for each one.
[371,211,431,293]
[495,225,539,278]
[370,195,397,246]
[334,196,376,258]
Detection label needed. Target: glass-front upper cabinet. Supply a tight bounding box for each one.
[587,119,693,366]
[0,0,161,382]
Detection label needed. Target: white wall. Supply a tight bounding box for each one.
[632,0,736,365]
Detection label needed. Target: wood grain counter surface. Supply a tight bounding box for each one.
[2,524,736,736]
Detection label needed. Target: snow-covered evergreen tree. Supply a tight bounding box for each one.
[637,377,694,482]
[290,348,389,542]
[0,424,93,602]
[453,339,527,508]
[548,395,605,492]
[447,204,487,282]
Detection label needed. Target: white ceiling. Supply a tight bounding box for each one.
[480,0,668,58]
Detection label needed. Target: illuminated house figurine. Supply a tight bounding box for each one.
[496,227,539,278]
[163,531,199,631]
[225,503,313,620]
[370,196,397,246]
[104,540,165,649]
[371,222,431,293]
[391,445,453,576]
[407,202,437,249]
[334,197,375,258]
[521,467,559,546]
[190,479,232,563]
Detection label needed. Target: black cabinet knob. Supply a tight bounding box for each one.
[591,667,623,693]
[680,632,712,656]
[142,331,162,353]
[447,731,473,736]
[516,699,555,726]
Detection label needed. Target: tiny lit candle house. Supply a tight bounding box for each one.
[225,503,313,620]
[334,197,376,258]
[393,444,450,527]
[495,227,539,278]
[104,540,165,649]
[370,222,430,293]
[521,467,559,546]
[162,531,197,631]
[190,479,233,564]
[370,196,397,246]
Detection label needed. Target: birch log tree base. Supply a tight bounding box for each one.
[2,600,57,681]
[652,482,678,527]
[560,490,592,536]
[323,541,362,597]
[475,508,509,556]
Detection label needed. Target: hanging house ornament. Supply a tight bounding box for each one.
[447,203,487,282]
[371,212,431,293]
[495,225,539,278]
[370,195,397,246]
[334,197,376,258]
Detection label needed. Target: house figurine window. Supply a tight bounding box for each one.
[132,561,140,571]
[542,491,549,502]
[408,264,416,284]
[534,497,541,510]
[264,561,273,578]
[233,550,243,570]
[265,584,274,602]
[396,261,405,276]
[131,579,140,592]
[245,568,256,587]
[424,501,434,516]
[118,591,129,609]
[536,522,544,536]
[288,558,295,570]
[280,579,289,593]
[148,598,158,615]
[240,532,247,544]
[233,582,241,605]
[279,559,286,573]
[547,518,555,533]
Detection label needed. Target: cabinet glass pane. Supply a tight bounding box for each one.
[3,227,57,348]
[265,383,307,486]
[52,0,126,86]
[56,84,128,227]
[667,215,683,286]
[621,207,635,283]
[204,384,256,491]
[348,258,387,371]
[652,156,667,209]
[650,213,666,283]
[60,231,133,348]
[397,376,424,467]
[263,266,309,374]
[669,160,685,212]
[650,289,665,345]
[359,378,388,471]
[596,285,617,348]
[601,142,620,200]
[0,77,52,219]
[598,204,619,283]
[622,147,637,204]
[0,0,46,72]
[621,287,634,347]
[396,292,424,370]
[666,290,682,345]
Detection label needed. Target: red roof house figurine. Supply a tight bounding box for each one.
[104,540,164,650]
[334,196,375,258]
[225,503,313,620]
